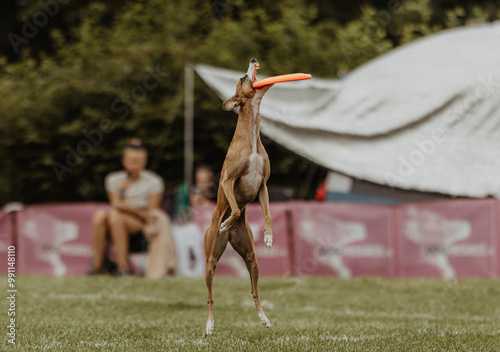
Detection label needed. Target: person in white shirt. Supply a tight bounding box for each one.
[91,139,176,277]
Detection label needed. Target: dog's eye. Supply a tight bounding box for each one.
[240,76,247,83]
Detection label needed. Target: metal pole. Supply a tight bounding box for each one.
[184,64,194,194]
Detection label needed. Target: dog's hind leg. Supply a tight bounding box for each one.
[204,224,229,335]
[229,214,272,329]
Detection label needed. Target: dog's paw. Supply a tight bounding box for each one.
[219,221,232,234]
[206,318,214,336]
[264,234,273,250]
[258,311,272,328]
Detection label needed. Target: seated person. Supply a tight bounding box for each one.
[91,139,176,277]
[190,165,217,207]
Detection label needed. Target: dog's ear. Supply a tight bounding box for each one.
[222,96,239,111]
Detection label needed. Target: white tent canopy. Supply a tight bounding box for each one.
[195,22,500,198]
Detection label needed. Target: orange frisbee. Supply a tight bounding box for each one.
[253,73,312,88]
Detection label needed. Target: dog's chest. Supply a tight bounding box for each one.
[241,153,264,193]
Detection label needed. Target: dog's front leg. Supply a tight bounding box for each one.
[258,181,273,249]
[219,177,241,233]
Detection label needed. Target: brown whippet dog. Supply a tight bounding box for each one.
[204,58,274,335]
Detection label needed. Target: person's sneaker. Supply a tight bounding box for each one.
[88,256,117,276]
[102,256,117,273]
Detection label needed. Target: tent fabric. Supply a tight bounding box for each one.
[194,22,500,198]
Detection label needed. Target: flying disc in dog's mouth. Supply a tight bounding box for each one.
[253,73,312,88]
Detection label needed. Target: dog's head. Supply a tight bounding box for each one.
[222,58,271,111]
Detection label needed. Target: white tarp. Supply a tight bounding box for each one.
[195,22,500,198]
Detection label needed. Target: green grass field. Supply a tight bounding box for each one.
[2,275,499,351]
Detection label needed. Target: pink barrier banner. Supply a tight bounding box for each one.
[290,202,396,278]
[0,211,12,274]
[396,199,498,278]
[191,203,291,276]
[17,203,109,276]
[497,201,500,278]
[12,199,500,278]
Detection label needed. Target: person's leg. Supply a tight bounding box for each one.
[92,210,109,272]
[108,209,144,271]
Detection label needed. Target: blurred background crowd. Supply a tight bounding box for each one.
[1,0,499,207]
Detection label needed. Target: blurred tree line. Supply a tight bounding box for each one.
[0,0,498,206]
